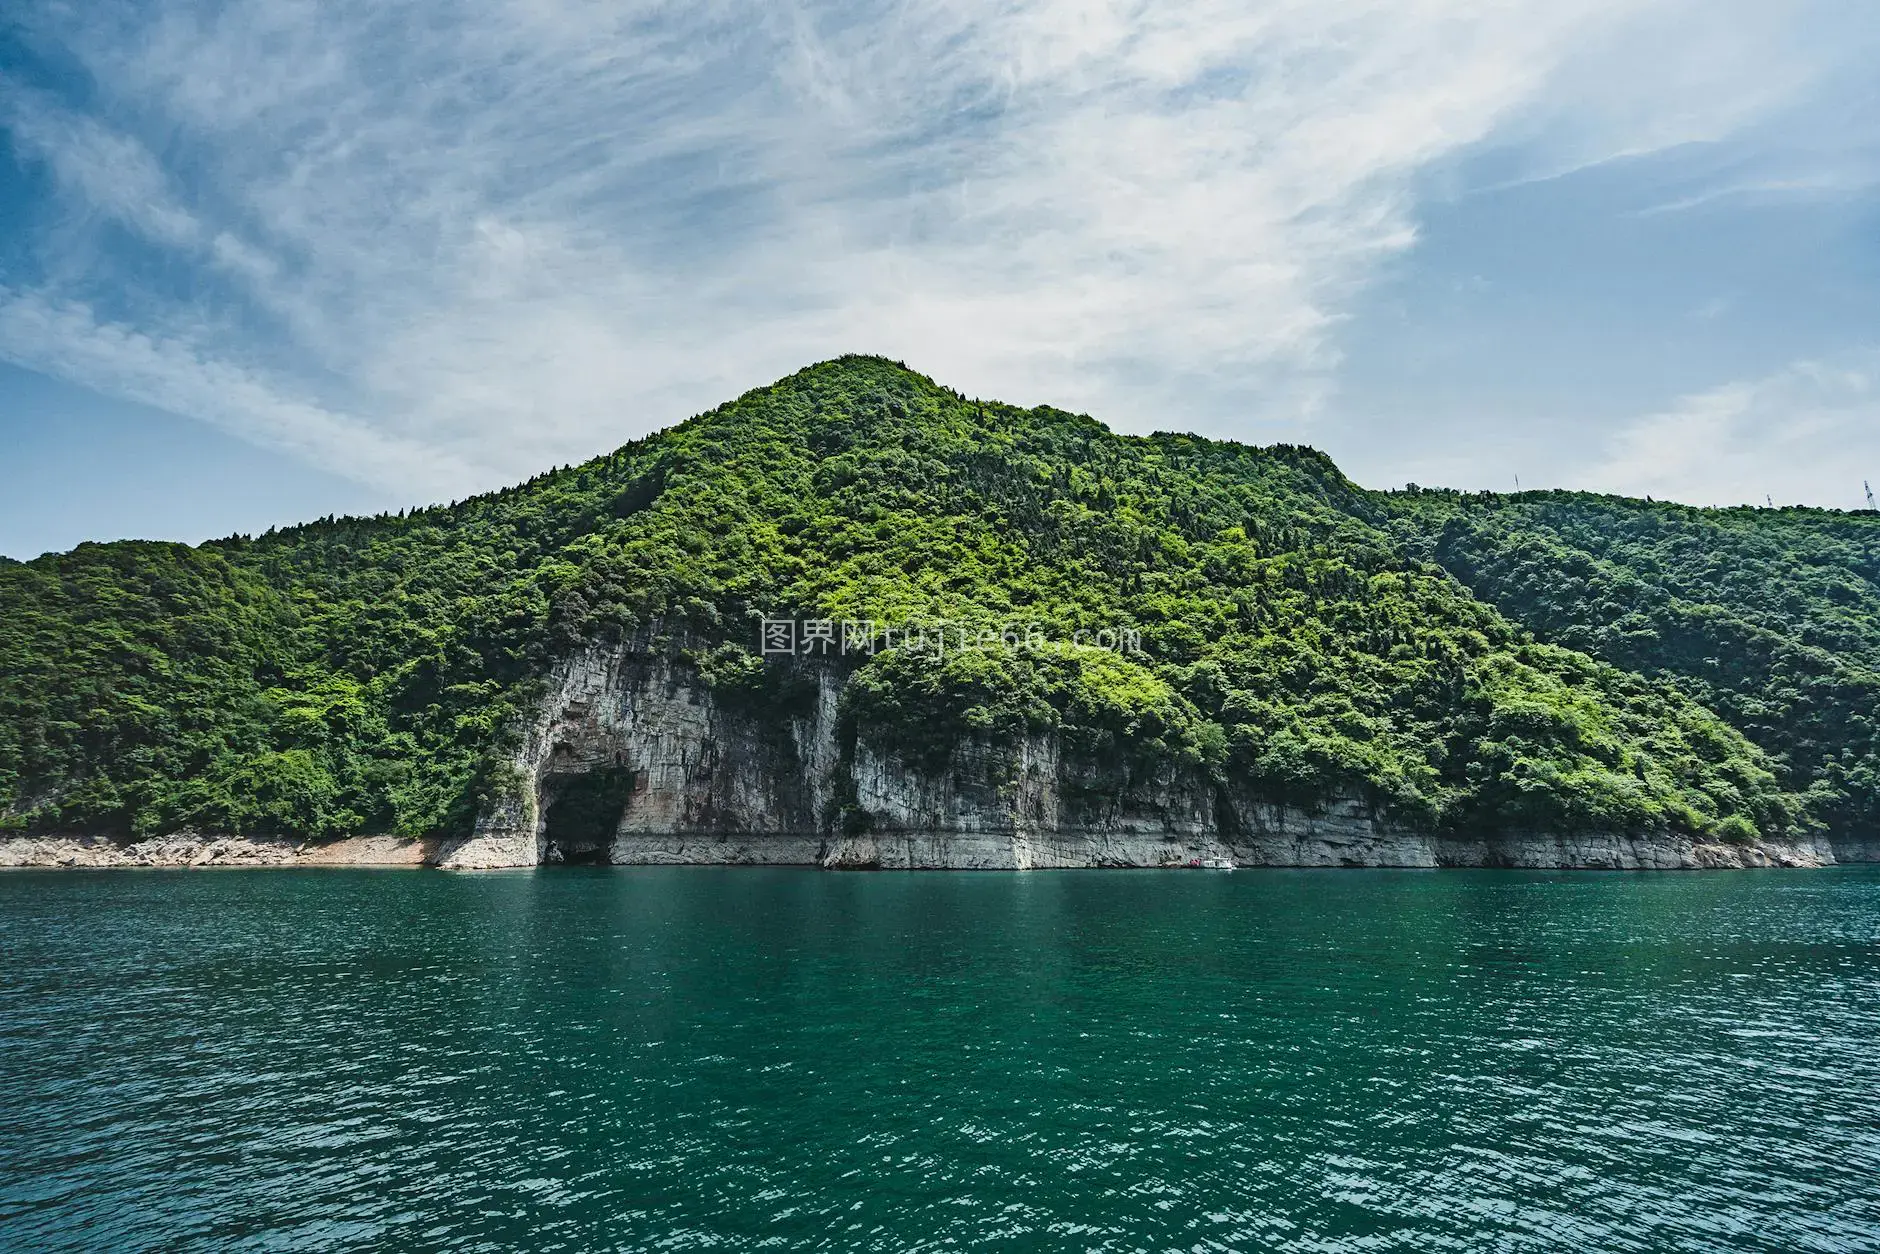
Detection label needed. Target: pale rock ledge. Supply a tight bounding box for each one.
[4,642,1856,872]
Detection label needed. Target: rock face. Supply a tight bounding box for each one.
[1828,836,1880,864]
[445,641,1850,872]
[3,641,1860,872]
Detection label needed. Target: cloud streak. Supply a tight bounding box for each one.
[0,0,1867,503]
[1588,352,1880,511]
[0,288,477,496]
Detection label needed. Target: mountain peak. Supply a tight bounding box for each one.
[4,364,1877,864]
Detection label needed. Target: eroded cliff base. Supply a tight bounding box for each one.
[7,641,1864,873]
[2,818,1853,873]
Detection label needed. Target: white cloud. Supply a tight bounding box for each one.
[0,289,475,498]
[0,0,1866,500]
[0,84,203,250]
[1587,353,1880,511]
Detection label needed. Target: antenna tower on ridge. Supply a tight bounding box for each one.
[1866,480,1876,511]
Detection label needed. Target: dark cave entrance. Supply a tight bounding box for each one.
[541,768,638,865]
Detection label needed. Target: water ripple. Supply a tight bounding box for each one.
[2,867,1878,1252]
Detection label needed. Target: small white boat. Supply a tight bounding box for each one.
[1187,856,1235,870]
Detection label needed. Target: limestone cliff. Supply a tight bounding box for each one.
[1,640,1854,872]
[430,641,1843,872]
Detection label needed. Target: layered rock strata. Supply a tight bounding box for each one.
[441,643,1848,871]
[4,643,1855,871]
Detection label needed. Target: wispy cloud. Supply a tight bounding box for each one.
[0,0,1867,501]
[0,288,476,496]
[1587,352,1880,510]
[0,84,203,251]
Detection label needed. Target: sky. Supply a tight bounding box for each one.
[3,0,1879,559]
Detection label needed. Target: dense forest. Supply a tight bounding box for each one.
[1383,491,1880,836]
[3,356,1874,846]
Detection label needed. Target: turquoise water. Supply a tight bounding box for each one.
[2,868,1878,1252]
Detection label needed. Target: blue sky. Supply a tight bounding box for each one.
[4,0,1880,559]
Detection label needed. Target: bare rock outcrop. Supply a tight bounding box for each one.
[4,641,1853,872]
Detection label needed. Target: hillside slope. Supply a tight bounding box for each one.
[3,356,1869,867]
[1384,491,1880,838]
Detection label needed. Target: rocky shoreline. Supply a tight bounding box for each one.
[0,832,432,869]
[420,641,1861,871]
[0,823,1860,871]
[9,640,1868,874]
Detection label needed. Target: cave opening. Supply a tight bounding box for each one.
[541,767,638,865]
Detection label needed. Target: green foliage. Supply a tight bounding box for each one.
[1,356,1851,843]
[1385,489,1880,833]
[840,643,1204,779]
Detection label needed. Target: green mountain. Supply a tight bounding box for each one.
[3,356,1874,853]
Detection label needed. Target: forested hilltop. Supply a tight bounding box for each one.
[3,356,1875,848]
